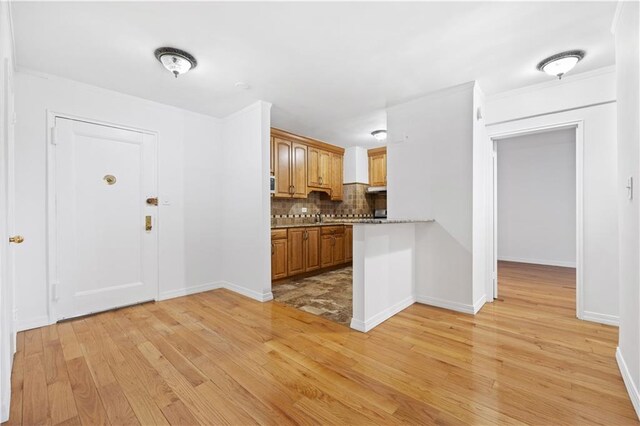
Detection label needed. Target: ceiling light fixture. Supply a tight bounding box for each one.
[536,50,585,80]
[154,47,197,78]
[371,130,387,141]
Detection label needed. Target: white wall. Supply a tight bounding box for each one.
[343,146,369,184]
[387,82,487,312]
[0,1,15,421]
[218,101,273,301]
[613,0,640,419]
[485,66,615,124]
[497,129,577,267]
[14,71,191,328]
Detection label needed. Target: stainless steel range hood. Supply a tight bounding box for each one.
[367,186,387,193]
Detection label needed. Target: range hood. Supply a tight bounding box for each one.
[367,186,387,193]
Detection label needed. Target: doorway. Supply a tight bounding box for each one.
[48,116,159,321]
[490,123,583,318]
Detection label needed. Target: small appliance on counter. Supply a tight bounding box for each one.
[270,175,276,194]
[374,209,387,219]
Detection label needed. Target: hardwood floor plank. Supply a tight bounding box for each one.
[66,357,110,426]
[22,354,48,426]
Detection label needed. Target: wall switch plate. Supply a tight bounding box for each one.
[301,207,308,213]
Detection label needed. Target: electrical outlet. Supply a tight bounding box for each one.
[301,207,308,213]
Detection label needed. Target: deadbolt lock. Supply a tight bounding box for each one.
[146,197,158,206]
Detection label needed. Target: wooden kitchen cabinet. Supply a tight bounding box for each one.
[320,226,346,267]
[271,128,344,199]
[287,228,306,276]
[274,137,307,198]
[288,227,321,276]
[272,225,351,281]
[271,230,288,280]
[345,226,352,261]
[270,136,275,175]
[305,227,321,272]
[368,147,387,187]
[330,153,343,200]
[308,147,331,189]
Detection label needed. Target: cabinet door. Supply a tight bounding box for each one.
[287,228,306,275]
[305,228,321,272]
[291,143,308,198]
[345,226,352,261]
[320,235,334,268]
[307,147,321,187]
[369,154,386,186]
[319,150,331,188]
[271,239,288,280]
[330,153,343,200]
[274,138,292,197]
[333,234,345,265]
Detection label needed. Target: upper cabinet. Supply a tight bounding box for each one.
[274,137,307,198]
[368,147,387,187]
[271,128,344,200]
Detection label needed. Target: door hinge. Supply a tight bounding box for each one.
[52,282,59,301]
[50,126,57,145]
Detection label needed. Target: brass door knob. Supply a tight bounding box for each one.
[9,235,24,244]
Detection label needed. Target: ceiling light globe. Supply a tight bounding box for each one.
[371,130,387,141]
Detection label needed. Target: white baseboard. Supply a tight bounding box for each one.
[15,315,50,332]
[219,281,274,302]
[416,295,476,314]
[350,295,416,333]
[582,311,620,326]
[473,295,487,314]
[160,281,273,303]
[616,347,640,420]
[498,256,576,268]
[159,282,223,301]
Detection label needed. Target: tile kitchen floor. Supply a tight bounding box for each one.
[271,266,352,325]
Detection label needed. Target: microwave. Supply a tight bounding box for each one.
[270,175,276,194]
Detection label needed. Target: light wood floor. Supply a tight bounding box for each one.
[4,261,638,425]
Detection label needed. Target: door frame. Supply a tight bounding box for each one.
[46,111,160,323]
[488,120,584,319]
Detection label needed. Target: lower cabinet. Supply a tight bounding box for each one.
[271,229,288,280]
[272,225,353,281]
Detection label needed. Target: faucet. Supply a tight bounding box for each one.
[315,212,322,223]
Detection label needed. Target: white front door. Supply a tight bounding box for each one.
[52,117,158,320]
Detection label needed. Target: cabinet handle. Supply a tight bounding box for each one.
[271,242,275,255]
[304,230,308,240]
[319,176,323,185]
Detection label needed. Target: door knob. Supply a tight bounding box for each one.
[9,235,24,244]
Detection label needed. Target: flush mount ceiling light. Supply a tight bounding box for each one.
[536,50,585,80]
[154,47,197,78]
[371,130,387,141]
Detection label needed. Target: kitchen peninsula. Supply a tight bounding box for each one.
[351,219,435,332]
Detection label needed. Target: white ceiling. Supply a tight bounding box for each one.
[11,1,616,148]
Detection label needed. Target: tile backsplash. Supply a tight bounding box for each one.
[271,183,386,226]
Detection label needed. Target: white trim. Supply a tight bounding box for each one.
[498,256,576,268]
[611,1,625,35]
[473,295,487,314]
[616,347,640,420]
[158,282,223,301]
[488,120,585,320]
[220,281,274,302]
[15,315,50,333]
[416,295,476,314]
[582,311,620,326]
[350,295,416,332]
